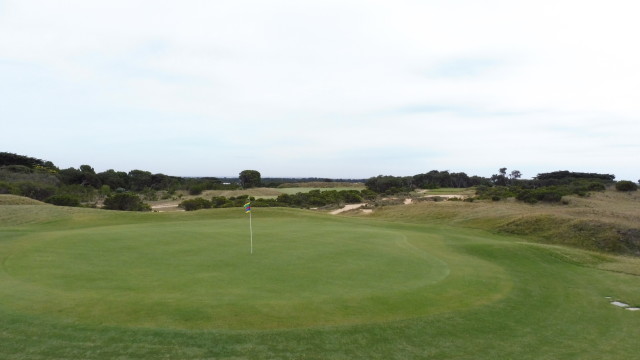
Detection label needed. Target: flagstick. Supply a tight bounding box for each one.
[249,210,253,254]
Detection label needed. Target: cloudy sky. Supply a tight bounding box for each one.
[1,1,639,180]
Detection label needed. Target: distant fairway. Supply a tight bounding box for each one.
[1,204,640,359]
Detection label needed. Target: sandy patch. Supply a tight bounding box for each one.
[330,204,366,215]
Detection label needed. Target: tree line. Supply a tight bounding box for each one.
[2,152,637,210]
[0,152,239,209]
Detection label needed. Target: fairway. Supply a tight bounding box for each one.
[1,205,640,359]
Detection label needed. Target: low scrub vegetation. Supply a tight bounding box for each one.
[103,193,151,211]
[180,189,374,211]
[616,180,638,192]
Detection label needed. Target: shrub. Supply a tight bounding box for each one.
[16,182,56,201]
[615,181,638,192]
[103,193,151,211]
[45,195,81,207]
[0,181,16,194]
[179,198,212,211]
[189,184,205,195]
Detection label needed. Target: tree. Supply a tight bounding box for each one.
[239,170,261,188]
[491,168,508,186]
[128,170,153,191]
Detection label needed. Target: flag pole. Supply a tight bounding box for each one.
[245,200,253,254]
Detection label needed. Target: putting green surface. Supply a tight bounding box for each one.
[1,205,639,359]
[0,209,508,330]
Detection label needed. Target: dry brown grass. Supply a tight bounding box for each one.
[350,189,640,255]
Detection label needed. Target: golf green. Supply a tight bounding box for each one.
[0,209,508,330]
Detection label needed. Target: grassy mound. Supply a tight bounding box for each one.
[0,194,46,205]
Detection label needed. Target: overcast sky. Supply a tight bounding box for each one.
[1,1,639,180]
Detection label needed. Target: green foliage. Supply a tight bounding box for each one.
[15,182,57,201]
[127,170,153,191]
[0,181,16,194]
[188,183,205,195]
[239,170,261,188]
[96,169,129,189]
[515,188,565,204]
[616,180,638,192]
[103,193,150,211]
[0,152,57,170]
[365,175,412,194]
[536,170,615,182]
[1,165,33,173]
[179,197,212,211]
[477,178,608,203]
[56,184,97,203]
[475,185,518,201]
[44,194,81,207]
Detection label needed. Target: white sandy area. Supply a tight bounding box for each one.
[330,204,367,215]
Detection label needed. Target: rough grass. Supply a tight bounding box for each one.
[355,189,640,256]
[0,194,46,205]
[1,202,640,359]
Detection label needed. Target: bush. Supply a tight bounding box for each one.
[0,181,16,194]
[45,195,81,207]
[179,198,212,211]
[103,193,151,211]
[16,182,56,201]
[188,184,205,195]
[516,188,564,204]
[615,181,638,192]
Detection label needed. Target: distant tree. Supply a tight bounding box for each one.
[97,169,129,190]
[365,175,412,194]
[79,165,95,174]
[128,170,153,191]
[239,170,261,188]
[0,152,56,170]
[535,171,615,182]
[58,167,85,185]
[79,164,101,187]
[615,181,638,192]
[491,168,508,186]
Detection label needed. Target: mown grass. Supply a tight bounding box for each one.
[1,202,640,359]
